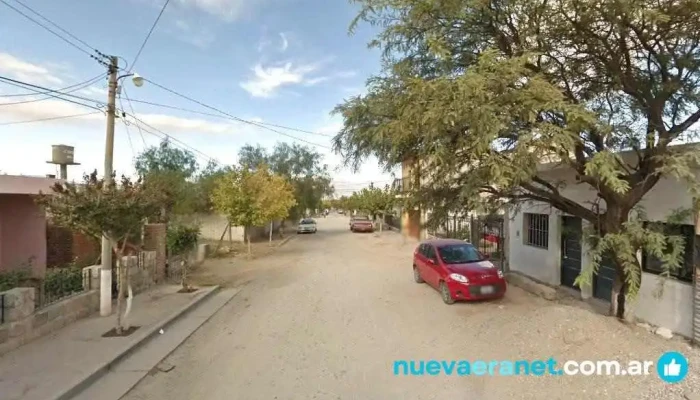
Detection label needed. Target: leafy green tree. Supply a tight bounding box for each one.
[166,224,200,291]
[250,165,297,244]
[334,0,700,319]
[354,185,397,232]
[211,166,296,255]
[135,139,200,222]
[238,142,333,219]
[36,171,158,334]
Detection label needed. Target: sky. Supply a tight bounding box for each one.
[0,0,398,197]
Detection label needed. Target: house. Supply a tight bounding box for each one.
[507,150,699,338]
[0,175,62,278]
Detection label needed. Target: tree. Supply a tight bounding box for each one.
[166,224,200,291]
[135,139,200,222]
[211,166,296,255]
[36,171,158,334]
[238,143,333,219]
[250,165,297,244]
[334,0,700,319]
[354,185,397,233]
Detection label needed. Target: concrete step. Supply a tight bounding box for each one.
[70,288,240,400]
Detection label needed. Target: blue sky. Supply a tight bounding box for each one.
[0,0,397,195]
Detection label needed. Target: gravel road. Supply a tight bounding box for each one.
[123,215,700,400]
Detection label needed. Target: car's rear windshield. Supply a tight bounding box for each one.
[354,216,370,220]
[437,244,483,264]
[301,219,315,224]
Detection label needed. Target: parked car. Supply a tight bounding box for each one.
[413,239,506,304]
[350,215,374,232]
[297,218,317,234]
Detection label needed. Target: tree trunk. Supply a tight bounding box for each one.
[115,256,125,334]
[269,221,273,246]
[181,258,188,290]
[380,212,384,234]
[246,230,252,258]
[228,223,233,247]
[213,222,230,254]
[611,270,627,319]
[124,262,132,330]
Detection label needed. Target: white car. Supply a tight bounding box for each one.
[297,218,317,234]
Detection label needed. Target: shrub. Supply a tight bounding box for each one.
[44,267,84,300]
[0,269,33,292]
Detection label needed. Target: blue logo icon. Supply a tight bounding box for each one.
[657,351,688,383]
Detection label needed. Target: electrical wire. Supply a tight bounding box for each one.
[0,74,106,106]
[0,111,101,126]
[1,0,95,58]
[125,97,333,137]
[0,76,105,111]
[144,78,333,149]
[129,0,171,72]
[0,73,105,98]
[120,86,147,146]
[117,96,136,155]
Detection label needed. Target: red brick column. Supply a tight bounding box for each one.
[143,224,166,283]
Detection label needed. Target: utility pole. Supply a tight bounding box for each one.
[100,56,118,317]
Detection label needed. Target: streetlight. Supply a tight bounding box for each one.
[100,56,144,317]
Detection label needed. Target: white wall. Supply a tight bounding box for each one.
[507,170,696,336]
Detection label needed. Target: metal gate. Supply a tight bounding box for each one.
[470,215,505,271]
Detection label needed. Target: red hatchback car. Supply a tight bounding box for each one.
[413,239,506,304]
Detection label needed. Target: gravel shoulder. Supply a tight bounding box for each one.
[123,216,700,400]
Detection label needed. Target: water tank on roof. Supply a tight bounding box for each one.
[51,145,75,165]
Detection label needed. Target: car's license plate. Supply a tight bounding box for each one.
[481,286,494,294]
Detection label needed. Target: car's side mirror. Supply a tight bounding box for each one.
[482,253,490,260]
[428,258,436,265]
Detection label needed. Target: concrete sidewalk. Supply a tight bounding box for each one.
[0,285,220,400]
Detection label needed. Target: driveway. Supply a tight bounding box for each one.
[123,215,699,400]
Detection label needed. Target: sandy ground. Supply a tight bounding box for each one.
[123,215,700,400]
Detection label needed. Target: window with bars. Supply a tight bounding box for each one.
[524,213,549,249]
[642,222,695,283]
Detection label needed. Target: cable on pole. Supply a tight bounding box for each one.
[128,0,171,72]
[0,111,101,126]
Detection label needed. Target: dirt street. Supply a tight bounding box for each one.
[123,215,700,400]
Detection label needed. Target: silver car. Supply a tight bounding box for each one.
[297,218,317,234]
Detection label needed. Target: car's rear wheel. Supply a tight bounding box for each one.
[440,281,455,305]
[413,266,424,283]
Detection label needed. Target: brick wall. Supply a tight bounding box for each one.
[46,225,100,268]
[46,225,73,268]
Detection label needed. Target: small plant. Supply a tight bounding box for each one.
[166,224,200,291]
[44,267,84,302]
[0,269,33,292]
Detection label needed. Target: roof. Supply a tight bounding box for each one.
[0,175,63,195]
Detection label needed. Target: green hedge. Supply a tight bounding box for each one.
[44,267,84,300]
[0,269,32,292]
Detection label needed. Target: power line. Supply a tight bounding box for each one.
[129,0,171,72]
[124,97,333,137]
[9,0,100,52]
[144,78,333,149]
[0,74,106,106]
[120,86,147,147]
[0,73,105,98]
[0,76,105,111]
[0,111,101,126]
[1,0,95,58]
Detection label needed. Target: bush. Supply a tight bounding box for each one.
[166,224,200,257]
[44,267,84,299]
[0,269,33,292]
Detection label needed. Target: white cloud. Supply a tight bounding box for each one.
[240,61,323,98]
[0,97,266,138]
[279,32,288,51]
[172,19,216,48]
[0,53,64,86]
[176,0,256,21]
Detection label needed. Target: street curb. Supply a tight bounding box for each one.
[53,285,220,400]
[276,236,294,247]
[120,287,242,398]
